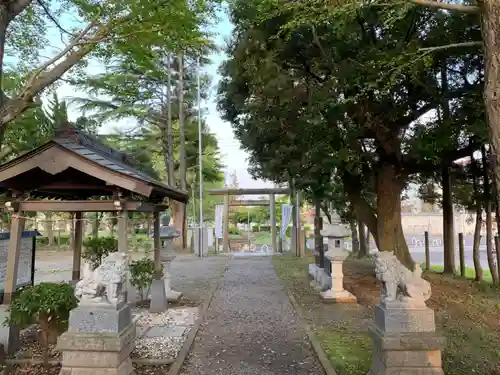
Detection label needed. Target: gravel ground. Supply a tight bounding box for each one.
[181,256,325,375]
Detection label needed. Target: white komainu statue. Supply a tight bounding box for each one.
[75,252,129,305]
[372,251,431,304]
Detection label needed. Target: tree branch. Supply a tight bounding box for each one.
[419,41,482,52]
[408,0,480,14]
[36,0,77,37]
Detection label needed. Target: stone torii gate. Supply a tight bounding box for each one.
[208,187,293,252]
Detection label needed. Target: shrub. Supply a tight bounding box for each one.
[6,283,77,365]
[135,228,148,235]
[229,227,240,235]
[129,258,162,301]
[304,225,312,232]
[82,236,118,269]
[252,225,260,232]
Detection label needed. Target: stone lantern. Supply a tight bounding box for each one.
[319,223,357,303]
[158,215,182,302]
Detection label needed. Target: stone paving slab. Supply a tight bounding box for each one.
[181,257,324,375]
[144,326,187,338]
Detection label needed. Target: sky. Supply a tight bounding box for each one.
[55,8,273,190]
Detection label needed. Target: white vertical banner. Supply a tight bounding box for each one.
[215,204,224,239]
[207,227,214,247]
[281,204,293,239]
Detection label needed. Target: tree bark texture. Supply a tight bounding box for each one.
[471,154,484,281]
[480,1,500,240]
[376,164,415,270]
[482,145,499,283]
[358,220,369,258]
[314,199,324,267]
[442,166,456,273]
[349,218,359,254]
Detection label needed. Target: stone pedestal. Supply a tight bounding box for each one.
[320,256,356,303]
[162,254,182,302]
[58,302,135,375]
[367,302,445,375]
[149,278,167,313]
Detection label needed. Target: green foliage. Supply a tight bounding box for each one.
[6,283,77,328]
[6,282,78,365]
[229,226,240,235]
[129,258,161,301]
[82,236,118,269]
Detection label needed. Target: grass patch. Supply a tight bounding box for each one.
[428,265,493,283]
[274,254,500,375]
[315,328,371,375]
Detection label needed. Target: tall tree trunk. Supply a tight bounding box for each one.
[172,200,184,249]
[358,220,368,258]
[480,0,500,234]
[442,165,456,274]
[471,149,484,281]
[165,53,175,186]
[45,212,54,246]
[92,214,99,238]
[482,145,499,283]
[314,199,324,268]
[376,164,414,270]
[349,218,359,254]
[69,214,75,250]
[173,52,187,249]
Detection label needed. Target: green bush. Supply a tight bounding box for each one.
[304,225,312,232]
[6,283,77,365]
[135,228,148,235]
[229,227,240,235]
[129,257,162,301]
[260,225,270,232]
[82,236,118,269]
[285,226,292,237]
[252,225,260,232]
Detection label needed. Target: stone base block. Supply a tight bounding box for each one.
[367,324,445,375]
[375,304,435,333]
[320,289,357,303]
[58,322,135,375]
[166,289,182,302]
[59,358,133,375]
[149,278,167,313]
[68,303,132,334]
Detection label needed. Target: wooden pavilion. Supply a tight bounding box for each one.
[0,122,188,306]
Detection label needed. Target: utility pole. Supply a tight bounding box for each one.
[197,56,204,257]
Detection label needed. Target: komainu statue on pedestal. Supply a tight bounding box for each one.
[372,251,431,305]
[75,252,129,305]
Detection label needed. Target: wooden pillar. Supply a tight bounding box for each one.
[153,211,162,279]
[223,194,229,252]
[72,212,83,281]
[270,193,277,252]
[118,211,128,253]
[4,211,26,304]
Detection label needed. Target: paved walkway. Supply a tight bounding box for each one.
[181,256,324,375]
